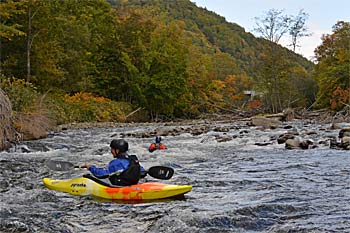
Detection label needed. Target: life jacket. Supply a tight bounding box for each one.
[109,154,141,186]
[149,143,167,153]
[159,144,166,150]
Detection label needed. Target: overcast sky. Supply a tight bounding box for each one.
[192,0,350,61]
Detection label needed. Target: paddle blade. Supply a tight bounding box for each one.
[147,166,174,180]
[46,160,75,171]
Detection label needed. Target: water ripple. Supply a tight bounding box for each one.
[0,121,349,232]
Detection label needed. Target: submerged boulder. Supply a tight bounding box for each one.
[250,116,282,129]
[285,137,314,149]
[339,128,350,139]
[330,128,350,150]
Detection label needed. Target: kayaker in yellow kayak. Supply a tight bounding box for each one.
[83,139,146,186]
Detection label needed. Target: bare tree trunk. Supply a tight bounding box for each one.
[26,4,32,82]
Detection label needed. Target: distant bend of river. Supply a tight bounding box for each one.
[1,120,349,232]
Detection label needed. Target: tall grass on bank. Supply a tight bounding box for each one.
[0,77,132,126]
[46,92,132,124]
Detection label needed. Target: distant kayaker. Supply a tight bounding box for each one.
[84,139,146,186]
[149,136,167,153]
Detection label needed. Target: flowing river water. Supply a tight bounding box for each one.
[1,120,349,232]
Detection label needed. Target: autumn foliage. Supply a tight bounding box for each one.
[2,0,347,123]
[61,92,130,123]
[314,21,350,110]
[247,100,263,110]
[330,87,350,110]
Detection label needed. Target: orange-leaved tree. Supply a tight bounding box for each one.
[221,74,254,109]
[314,21,350,110]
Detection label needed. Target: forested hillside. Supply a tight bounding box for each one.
[110,0,314,77]
[1,0,348,125]
[107,0,317,114]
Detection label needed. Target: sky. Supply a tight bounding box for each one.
[192,0,350,61]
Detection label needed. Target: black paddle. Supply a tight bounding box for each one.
[46,160,174,180]
[147,166,174,180]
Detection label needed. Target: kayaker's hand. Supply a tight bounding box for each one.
[79,164,89,169]
[140,170,147,178]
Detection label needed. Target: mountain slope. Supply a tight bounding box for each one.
[109,0,314,79]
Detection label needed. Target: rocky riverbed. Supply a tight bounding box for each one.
[1,116,350,232]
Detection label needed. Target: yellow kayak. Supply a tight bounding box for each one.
[43,176,192,200]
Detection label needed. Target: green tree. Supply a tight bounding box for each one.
[184,45,213,115]
[93,9,157,103]
[211,52,241,80]
[94,9,190,118]
[254,8,314,112]
[1,0,115,93]
[256,49,287,112]
[145,20,190,118]
[0,0,26,76]
[0,0,26,41]
[32,0,115,93]
[314,21,350,110]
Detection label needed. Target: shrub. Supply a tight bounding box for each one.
[0,76,39,112]
[0,76,133,125]
[330,87,350,111]
[46,92,132,124]
[247,99,263,110]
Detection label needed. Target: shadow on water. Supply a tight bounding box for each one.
[91,194,188,205]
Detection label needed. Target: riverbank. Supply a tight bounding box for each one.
[1,107,349,152]
[55,108,350,131]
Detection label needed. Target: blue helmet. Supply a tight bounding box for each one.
[155,136,161,143]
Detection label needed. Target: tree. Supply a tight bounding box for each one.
[211,52,240,80]
[314,21,350,110]
[184,45,213,116]
[94,9,190,119]
[1,0,116,93]
[144,20,190,118]
[254,9,291,44]
[256,49,289,112]
[93,9,158,103]
[0,0,26,75]
[254,9,291,112]
[0,0,26,41]
[221,74,254,109]
[253,9,314,112]
[289,9,311,52]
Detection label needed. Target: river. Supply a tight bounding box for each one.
[1,120,349,232]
